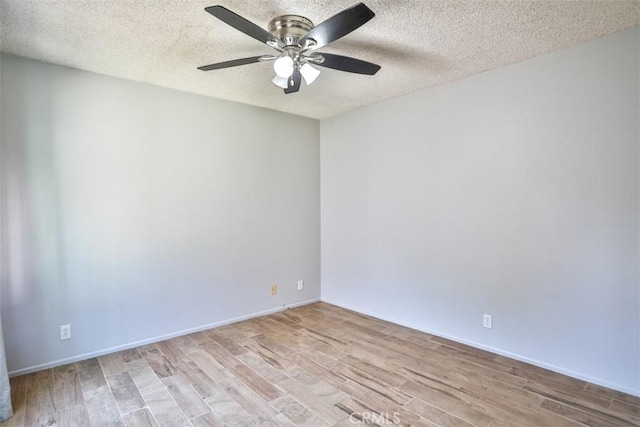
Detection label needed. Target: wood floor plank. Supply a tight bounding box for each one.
[186,331,212,345]
[174,357,222,399]
[212,325,254,347]
[340,319,389,340]
[77,358,107,393]
[55,403,91,427]
[401,364,579,427]
[431,336,506,363]
[138,346,178,379]
[297,304,347,324]
[228,363,283,402]
[329,338,406,373]
[106,372,146,415]
[145,388,191,427]
[270,394,330,426]
[610,399,640,420]
[332,398,378,426]
[338,355,406,387]
[448,357,528,389]
[126,364,164,398]
[253,334,299,359]
[200,341,243,371]
[98,353,126,377]
[188,350,233,384]
[287,352,347,389]
[190,411,225,427]
[201,341,283,402]
[118,349,143,364]
[289,339,345,369]
[397,346,525,395]
[283,364,348,403]
[404,398,474,427]
[268,313,304,331]
[161,373,211,419]
[434,345,513,374]
[335,380,424,427]
[293,332,349,361]
[277,378,348,424]
[525,381,639,426]
[533,381,615,412]
[24,370,56,427]
[235,351,289,384]
[242,341,297,373]
[155,340,188,368]
[344,321,441,366]
[332,326,429,370]
[208,331,248,356]
[121,357,148,377]
[3,374,27,427]
[83,385,125,427]
[508,365,589,396]
[463,379,580,427]
[267,414,297,426]
[302,327,349,348]
[585,383,640,407]
[122,408,158,427]
[260,317,304,337]
[335,397,435,427]
[328,361,413,405]
[205,392,256,426]
[399,379,493,427]
[231,318,271,338]
[540,399,624,427]
[171,335,202,355]
[218,377,278,423]
[52,364,83,410]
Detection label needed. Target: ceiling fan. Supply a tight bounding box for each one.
[198,3,381,94]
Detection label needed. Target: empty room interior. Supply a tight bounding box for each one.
[0,0,639,426]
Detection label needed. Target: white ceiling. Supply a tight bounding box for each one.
[1,1,638,120]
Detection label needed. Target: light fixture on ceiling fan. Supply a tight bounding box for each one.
[198,3,381,94]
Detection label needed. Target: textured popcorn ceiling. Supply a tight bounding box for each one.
[1,1,638,119]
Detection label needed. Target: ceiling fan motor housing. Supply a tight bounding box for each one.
[268,15,314,47]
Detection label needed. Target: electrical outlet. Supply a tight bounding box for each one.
[483,314,492,329]
[297,280,304,291]
[60,324,71,340]
[270,284,277,295]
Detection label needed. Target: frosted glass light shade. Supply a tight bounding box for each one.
[272,75,289,89]
[300,63,320,85]
[273,56,294,78]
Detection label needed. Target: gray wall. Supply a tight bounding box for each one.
[0,54,320,373]
[321,27,639,395]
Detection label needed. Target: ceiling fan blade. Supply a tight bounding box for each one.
[299,3,375,50]
[205,5,280,47]
[284,69,302,94]
[313,53,381,75]
[198,56,265,71]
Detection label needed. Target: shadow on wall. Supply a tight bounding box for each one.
[1,63,68,369]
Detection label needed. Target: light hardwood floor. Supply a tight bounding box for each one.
[2,302,639,426]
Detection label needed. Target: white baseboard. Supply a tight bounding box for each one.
[9,297,320,378]
[320,298,640,398]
